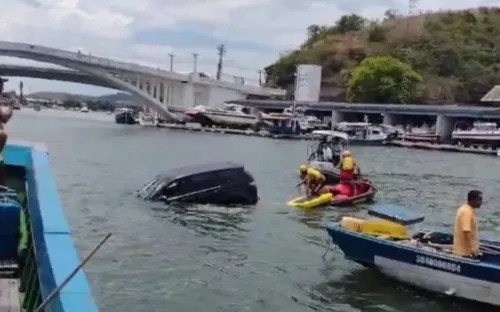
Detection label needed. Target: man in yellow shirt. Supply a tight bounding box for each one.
[452,190,482,257]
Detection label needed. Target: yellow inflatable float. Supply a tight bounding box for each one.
[287,192,334,209]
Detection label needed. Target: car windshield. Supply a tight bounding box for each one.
[137,175,169,199]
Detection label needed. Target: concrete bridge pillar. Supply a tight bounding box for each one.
[436,114,454,142]
[383,113,399,126]
[183,83,194,108]
[331,109,345,128]
[162,83,169,106]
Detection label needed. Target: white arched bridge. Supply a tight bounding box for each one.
[0,41,285,121]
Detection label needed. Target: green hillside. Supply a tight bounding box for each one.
[264,8,500,104]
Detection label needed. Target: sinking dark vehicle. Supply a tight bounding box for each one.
[136,161,259,206]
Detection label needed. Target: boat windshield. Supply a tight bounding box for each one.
[472,122,497,131]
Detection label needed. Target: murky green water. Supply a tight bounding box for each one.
[8,108,500,312]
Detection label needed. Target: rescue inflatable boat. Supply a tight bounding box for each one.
[288,179,376,210]
[326,179,376,207]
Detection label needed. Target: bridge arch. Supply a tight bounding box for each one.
[0,42,180,121]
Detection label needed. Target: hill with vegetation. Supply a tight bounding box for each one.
[264,7,500,104]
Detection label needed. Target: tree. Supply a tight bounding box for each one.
[336,14,365,34]
[346,56,423,103]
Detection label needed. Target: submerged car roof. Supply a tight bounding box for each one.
[160,161,245,180]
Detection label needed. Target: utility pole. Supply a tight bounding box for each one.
[216,44,226,80]
[192,53,198,73]
[257,70,263,86]
[168,54,174,71]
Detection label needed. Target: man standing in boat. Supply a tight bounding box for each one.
[453,190,482,258]
[0,78,14,186]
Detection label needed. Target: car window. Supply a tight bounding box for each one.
[217,170,236,182]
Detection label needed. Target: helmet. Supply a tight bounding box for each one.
[343,150,352,156]
[299,165,308,173]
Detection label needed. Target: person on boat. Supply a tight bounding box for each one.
[338,150,359,181]
[298,165,326,197]
[452,190,482,258]
[0,94,14,186]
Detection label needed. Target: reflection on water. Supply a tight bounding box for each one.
[151,204,254,241]
[311,267,499,312]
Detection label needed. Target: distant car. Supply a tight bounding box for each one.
[136,161,258,206]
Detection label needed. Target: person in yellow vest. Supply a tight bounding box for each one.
[338,150,358,181]
[453,190,482,258]
[298,165,326,197]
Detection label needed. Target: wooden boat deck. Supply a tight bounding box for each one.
[0,279,20,312]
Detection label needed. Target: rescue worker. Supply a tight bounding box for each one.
[453,190,482,258]
[298,165,326,197]
[338,150,358,181]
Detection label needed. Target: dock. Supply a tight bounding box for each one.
[156,123,316,140]
[388,140,498,156]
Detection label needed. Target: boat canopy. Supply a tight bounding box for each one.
[368,204,425,226]
[312,130,349,141]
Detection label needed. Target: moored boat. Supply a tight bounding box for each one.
[138,112,156,127]
[335,122,394,146]
[185,104,267,130]
[288,179,375,209]
[452,121,500,149]
[325,204,500,306]
[2,140,99,312]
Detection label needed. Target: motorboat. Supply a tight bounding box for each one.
[452,121,500,149]
[185,104,268,130]
[136,161,258,206]
[403,124,439,143]
[138,112,156,127]
[288,179,376,209]
[80,105,89,113]
[306,130,349,183]
[325,204,500,306]
[115,108,137,125]
[334,122,395,145]
[264,106,317,134]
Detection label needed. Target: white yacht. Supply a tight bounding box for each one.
[452,121,500,148]
[138,112,156,127]
[185,104,267,129]
[334,122,394,145]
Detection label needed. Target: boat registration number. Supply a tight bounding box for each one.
[416,255,461,273]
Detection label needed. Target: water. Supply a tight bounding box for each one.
[8,108,500,312]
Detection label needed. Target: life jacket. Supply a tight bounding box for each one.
[306,168,324,181]
[341,156,355,171]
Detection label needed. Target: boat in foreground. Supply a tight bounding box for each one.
[136,161,259,206]
[2,140,98,312]
[325,204,500,306]
[288,179,375,209]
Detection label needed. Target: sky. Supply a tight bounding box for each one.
[0,0,495,96]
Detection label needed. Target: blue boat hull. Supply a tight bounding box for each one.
[5,141,99,312]
[325,222,500,306]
